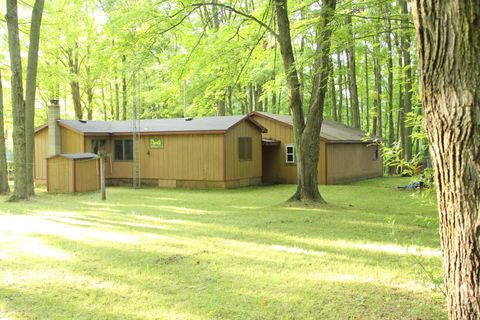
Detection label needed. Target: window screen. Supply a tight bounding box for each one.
[238,137,252,161]
[285,144,295,164]
[114,139,133,161]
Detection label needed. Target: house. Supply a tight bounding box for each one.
[34,101,383,192]
[249,111,383,185]
[34,101,265,190]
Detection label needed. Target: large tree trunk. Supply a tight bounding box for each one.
[6,0,28,200]
[275,0,336,203]
[412,1,480,319]
[24,0,45,196]
[0,71,10,194]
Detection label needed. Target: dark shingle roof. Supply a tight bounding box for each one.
[58,115,262,134]
[252,112,379,143]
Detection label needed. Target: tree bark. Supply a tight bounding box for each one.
[67,45,83,120]
[24,0,44,196]
[336,51,343,122]
[373,35,382,138]
[122,55,127,120]
[385,14,394,147]
[0,71,10,194]
[115,80,120,120]
[364,41,370,133]
[6,0,28,200]
[345,14,360,128]
[329,56,337,121]
[275,0,336,203]
[412,1,480,318]
[400,0,413,160]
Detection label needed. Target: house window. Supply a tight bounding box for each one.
[373,145,380,161]
[238,137,252,161]
[150,137,164,149]
[91,139,106,154]
[114,139,133,161]
[285,144,295,164]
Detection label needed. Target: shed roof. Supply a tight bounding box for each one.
[48,115,266,135]
[48,153,99,160]
[251,111,379,143]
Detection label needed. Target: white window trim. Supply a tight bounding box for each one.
[285,144,296,164]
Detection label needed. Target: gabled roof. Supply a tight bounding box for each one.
[36,115,267,135]
[250,111,379,143]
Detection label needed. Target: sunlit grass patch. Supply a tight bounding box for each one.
[0,177,446,319]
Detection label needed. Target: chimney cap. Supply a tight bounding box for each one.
[49,99,60,106]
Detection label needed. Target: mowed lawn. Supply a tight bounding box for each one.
[0,177,446,319]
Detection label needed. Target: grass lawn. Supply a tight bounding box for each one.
[0,177,446,319]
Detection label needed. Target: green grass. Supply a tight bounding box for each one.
[0,177,446,319]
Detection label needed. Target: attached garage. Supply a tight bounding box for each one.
[47,153,100,193]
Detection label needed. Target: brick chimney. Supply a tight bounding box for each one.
[48,99,61,156]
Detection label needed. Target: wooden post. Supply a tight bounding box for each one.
[100,152,106,200]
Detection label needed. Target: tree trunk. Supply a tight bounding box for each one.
[329,56,337,121]
[24,0,44,196]
[395,28,404,143]
[345,14,360,128]
[122,55,127,120]
[6,0,28,200]
[275,0,336,203]
[336,52,343,122]
[216,99,226,116]
[373,35,382,138]
[400,0,413,160]
[364,41,370,133]
[0,71,10,194]
[412,1,480,318]
[115,80,120,120]
[385,15,394,146]
[70,80,82,119]
[385,11,395,174]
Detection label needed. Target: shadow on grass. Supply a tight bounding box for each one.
[4,233,446,319]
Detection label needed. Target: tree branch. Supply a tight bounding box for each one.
[191,2,279,39]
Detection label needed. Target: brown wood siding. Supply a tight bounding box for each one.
[99,133,225,181]
[61,127,84,154]
[140,133,224,181]
[326,143,383,184]
[47,157,73,192]
[252,115,327,184]
[75,159,100,192]
[34,128,48,182]
[225,121,262,181]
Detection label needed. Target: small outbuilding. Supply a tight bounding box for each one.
[47,153,100,193]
